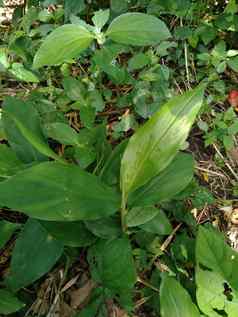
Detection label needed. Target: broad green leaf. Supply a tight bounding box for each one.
[128,52,150,71]
[0,162,120,221]
[33,24,94,68]
[196,226,238,292]
[6,219,63,291]
[120,85,204,200]
[0,290,25,315]
[0,144,25,177]
[196,267,238,317]
[40,221,97,247]
[3,97,64,163]
[9,63,39,83]
[2,97,47,163]
[44,122,80,146]
[90,237,136,293]
[160,275,200,317]
[140,209,172,235]
[126,206,159,227]
[128,153,194,207]
[85,216,121,239]
[0,220,21,249]
[106,13,171,46]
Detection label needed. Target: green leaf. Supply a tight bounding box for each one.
[128,52,150,71]
[90,237,136,293]
[85,216,121,239]
[0,290,25,315]
[40,221,97,247]
[9,63,39,83]
[63,76,86,102]
[128,153,194,207]
[6,219,63,291]
[100,140,128,185]
[106,13,171,46]
[228,56,238,72]
[0,144,25,177]
[2,97,47,163]
[160,275,200,317]
[0,162,120,221]
[3,97,64,163]
[0,220,21,249]
[92,9,110,31]
[140,209,172,235]
[196,267,238,317]
[64,0,85,20]
[196,226,238,292]
[121,85,204,199]
[126,206,159,227]
[33,24,94,68]
[44,122,80,146]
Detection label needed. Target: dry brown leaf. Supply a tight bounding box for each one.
[229,148,238,165]
[70,280,96,310]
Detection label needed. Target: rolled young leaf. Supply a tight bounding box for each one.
[0,162,120,221]
[106,13,171,46]
[120,85,204,201]
[33,24,94,68]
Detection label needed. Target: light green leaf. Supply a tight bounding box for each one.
[196,226,238,292]
[0,290,25,315]
[106,13,171,46]
[0,162,120,221]
[126,206,159,227]
[63,76,85,102]
[121,85,204,199]
[0,220,21,249]
[44,122,80,146]
[2,97,47,163]
[228,56,238,72]
[140,209,172,235]
[9,63,39,83]
[33,24,94,68]
[3,97,64,163]
[0,144,25,177]
[6,219,63,291]
[92,9,110,31]
[196,267,238,317]
[128,52,150,71]
[40,221,97,247]
[160,275,200,317]
[128,153,194,207]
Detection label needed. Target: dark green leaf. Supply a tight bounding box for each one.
[0,144,25,177]
[2,97,47,163]
[64,0,85,20]
[40,221,97,247]
[6,219,63,291]
[3,97,63,163]
[128,153,194,207]
[33,24,94,68]
[140,209,172,235]
[0,290,25,315]
[126,206,159,227]
[0,162,121,221]
[0,220,21,249]
[107,13,171,46]
[85,216,121,239]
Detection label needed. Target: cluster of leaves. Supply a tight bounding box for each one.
[0,0,237,316]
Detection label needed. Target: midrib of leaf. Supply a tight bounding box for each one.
[124,88,199,197]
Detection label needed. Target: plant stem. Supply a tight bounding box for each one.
[121,192,128,233]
